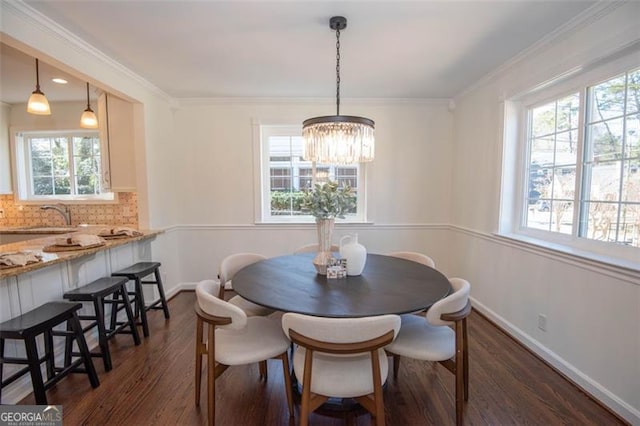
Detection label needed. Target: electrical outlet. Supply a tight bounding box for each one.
[538,314,547,332]
[0,208,5,219]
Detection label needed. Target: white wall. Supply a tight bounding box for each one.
[9,101,86,130]
[449,2,640,423]
[171,100,454,280]
[173,100,452,225]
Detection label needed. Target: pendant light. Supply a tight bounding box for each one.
[80,82,98,129]
[27,58,51,115]
[302,16,374,164]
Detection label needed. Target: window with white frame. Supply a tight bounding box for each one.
[12,130,113,202]
[516,62,639,256]
[257,125,365,222]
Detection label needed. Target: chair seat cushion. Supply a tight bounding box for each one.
[385,314,455,361]
[215,316,289,365]
[292,347,389,398]
[228,295,274,317]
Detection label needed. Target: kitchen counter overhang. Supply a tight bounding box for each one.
[0,229,163,279]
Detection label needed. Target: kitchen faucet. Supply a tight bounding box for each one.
[40,204,72,226]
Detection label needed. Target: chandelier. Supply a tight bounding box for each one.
[302,16,375,164]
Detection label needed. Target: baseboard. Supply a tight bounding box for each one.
[470,297,638,425]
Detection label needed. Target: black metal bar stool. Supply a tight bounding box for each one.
[111,262,170,337]
[0,301,100,405]
[63,276,141,372]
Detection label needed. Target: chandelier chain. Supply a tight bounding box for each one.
[336,27,341,116]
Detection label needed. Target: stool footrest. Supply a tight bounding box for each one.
[51,330,75,338]
[48,358,85,388]
[1,366,32,388]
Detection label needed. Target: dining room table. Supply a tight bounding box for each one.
[232,252,452,318]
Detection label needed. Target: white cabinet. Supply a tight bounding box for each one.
[98,93,137,192]
[0,104,12,194]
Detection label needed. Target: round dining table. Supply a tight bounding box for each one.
[232,253,452,317]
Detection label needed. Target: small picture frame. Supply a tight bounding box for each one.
[326,258,347,279]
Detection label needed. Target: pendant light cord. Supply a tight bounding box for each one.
[86,83,91,109]
[35,59,41,91]
[336,27,341,116]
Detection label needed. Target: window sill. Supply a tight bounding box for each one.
[14,194,119,205]
[493,232,639,274]
[255,221,374,226]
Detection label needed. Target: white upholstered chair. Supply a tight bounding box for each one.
[194,280,293,426]
[219,253,274,317]
[387,251,436,269]
[282,313,401,426]
[385,278,471,426]
[293,243,340,254]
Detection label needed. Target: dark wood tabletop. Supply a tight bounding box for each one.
[232,253,452,318]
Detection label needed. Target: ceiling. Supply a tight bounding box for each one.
[3,1,598,103]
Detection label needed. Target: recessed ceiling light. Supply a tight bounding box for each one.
[52,78,68,84]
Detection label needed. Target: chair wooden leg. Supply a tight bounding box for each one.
[207,323,216,426]
[300,349,314,426]
[279,353,294,418]
[463,318,469,401]
[393,354,400,380]
[371,350,385,426]
[259,360,268,380]
[195,317,203,407]
[455,321,464,426]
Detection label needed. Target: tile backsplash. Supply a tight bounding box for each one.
[0,192,138,227]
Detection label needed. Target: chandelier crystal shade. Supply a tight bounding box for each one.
[302,16,375,164]
[80,82,98,129]
[27,59,51,115]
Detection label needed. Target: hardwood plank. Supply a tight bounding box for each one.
[19,292,626,425]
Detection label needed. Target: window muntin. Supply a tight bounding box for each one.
[259,125,365,222]
[13,130,113,202]
[522,67,640,248]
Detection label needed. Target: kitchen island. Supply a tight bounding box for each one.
[0,227,163,404]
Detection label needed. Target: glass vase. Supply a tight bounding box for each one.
[313,218,335,275]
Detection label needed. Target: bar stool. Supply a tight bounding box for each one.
[63,276,141,372]
[111,262,170,337]
[0,301,100,405]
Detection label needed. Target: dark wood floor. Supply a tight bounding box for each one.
[20,291,625,425]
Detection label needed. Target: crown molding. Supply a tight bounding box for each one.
[453,0,628,102]
[177,97,451,107]
[2,1,173,104]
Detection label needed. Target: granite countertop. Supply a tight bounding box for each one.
[0,226,77,234]
[0,227,163,279]
[0,224,126,234]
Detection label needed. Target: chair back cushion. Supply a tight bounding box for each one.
[388,251,436,268]
[195,280,247,330]
[219,253,266,285]
[282,313,401,345]
[283,313,400,398]
[426,278,470,327]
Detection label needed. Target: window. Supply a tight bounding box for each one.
[12,130,113,202]
[516,63,639,257]
[257,125,366,222]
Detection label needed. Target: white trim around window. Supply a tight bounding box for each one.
[499,49,640,267]
[10,128,115,203]
[252,120,368,224]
